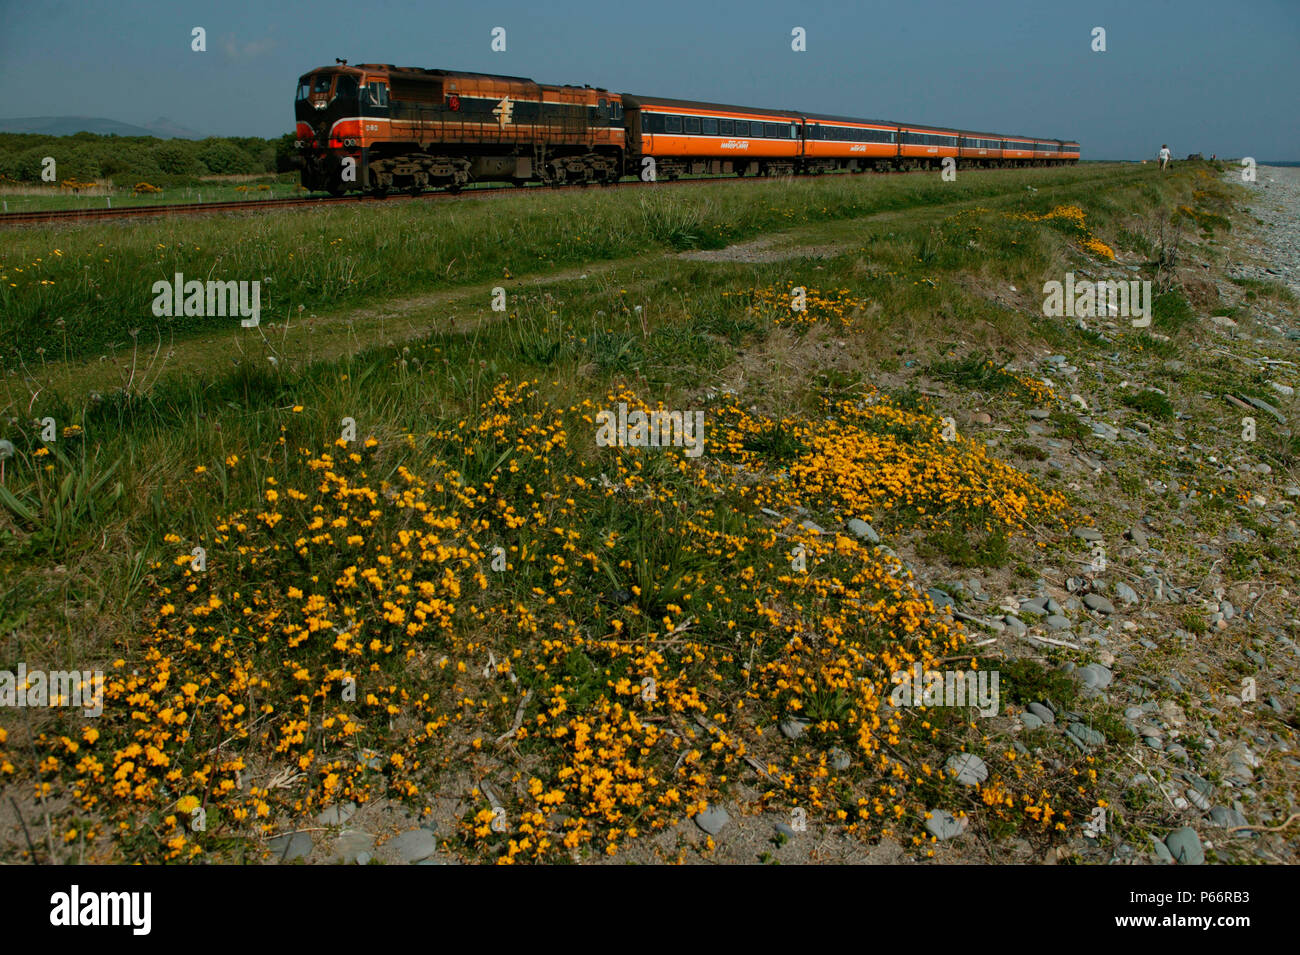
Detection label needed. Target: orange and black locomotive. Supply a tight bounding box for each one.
[294,60,1079,196]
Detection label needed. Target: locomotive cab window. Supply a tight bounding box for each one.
[296,80,310,101]
[365,82,387,107]
[334,75,359,100]
[312,75,333,95]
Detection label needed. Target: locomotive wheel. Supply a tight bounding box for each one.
[446,182,462,194]
[326,180,345,197]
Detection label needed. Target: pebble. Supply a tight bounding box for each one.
[1021,712,1044,730]
[1164,827,1205,865]
[315,802,357,827]
[695,804,731,835]
[1066,723,1106,749]
[1027,702,1056,724]
[1083,594,1116,614]
[1150,836,1175,864]
[389,828,437,863]
[1208,806,1248,833]
[1073,527,1104,542]
[927,588,956,611]
[1114,582,1140,605]
[829,748,852,771]
[1003,615,1027,636]
[846,518,880,543]
[1046,614,1073,630]
[780,717,811,740]
[269,831,313,862]
[333,829,374,864]
[924,809,967,840]
[1019,597,1047,616]
[945,753,989,786]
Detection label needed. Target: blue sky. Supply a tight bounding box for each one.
[2,0,1296,159]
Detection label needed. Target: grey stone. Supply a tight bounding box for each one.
[1164,827,1205,865]
[1114,582,1140,605]
[927,588,956,611]
[945,753,989,786]
[269,831,313,862]
[1066,723,1106,748]
[355,851,372,865]
[924,809,967,841]
[1021,713,1044,730]
[1150,836,1175,864]
[1073,527,1104,542]
[695,804,731,835]
[846,518,880,543]
[1208,806,1248,831]
[1027,702,1056,724]
[780,717,811,740]
[1046,614,1073,630]
[315,802,357,827]
[333,829,374,864]
[1019,598,1048,617]
[1083,594,1116,615]
[829,748,852,771]
[1003,615,1027,636]
[1078,663,1113,688]
[389,828,437,863]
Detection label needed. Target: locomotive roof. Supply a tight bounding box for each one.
[355,65,611,91]
[621,93,803,119]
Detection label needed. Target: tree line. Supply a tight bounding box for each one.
[0,131,297,185]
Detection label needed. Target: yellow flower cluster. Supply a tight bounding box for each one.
[23,379,1083,862]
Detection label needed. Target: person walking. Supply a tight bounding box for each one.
[1158,144,1171,170]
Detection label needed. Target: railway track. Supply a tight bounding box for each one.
[0,166,1067,228]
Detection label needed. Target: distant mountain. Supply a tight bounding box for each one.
[0,116,205,139]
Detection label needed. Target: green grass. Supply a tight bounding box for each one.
[1,164,1140,367]
[1,158,1261,865]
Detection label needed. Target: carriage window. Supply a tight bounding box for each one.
[719,119,733,135]
[665,115,682,133]
[733,121,748,136]
[762,123,775,138]
[702,117,718,135]
[684,116,700,134]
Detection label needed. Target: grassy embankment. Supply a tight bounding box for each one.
[1,160,1293,863]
